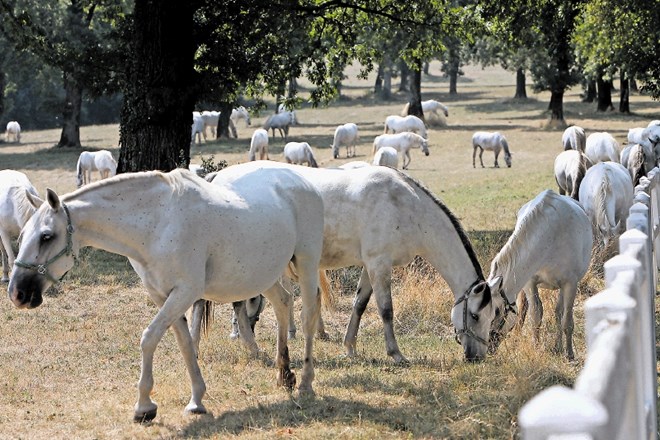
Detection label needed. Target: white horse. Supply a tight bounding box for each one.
[284,142,319,168]
[332,123,359,159]
[554,150,592,200]
[229,106,251,137]
[76,150,117,187]
[195,161,491,363]
[248,128,269,161]
[372,132,429,170]
[0,170,41,282]
[8,168,324,422]
[5,121,21,143]
[191,113,205,145]
[484,190,593,360]
[584,132,620,164]
[401,100,449,119]
[384,115,428,139]
[200,111,221,139]
[619,143,647,186]
[472,131,512,168]
[337,161,370,169]
[578,161,633,246]
[264,111,297,139]
[372,146,399,168]
[562,126,586,152]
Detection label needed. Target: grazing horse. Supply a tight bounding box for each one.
[372,146,399,168]
[76,150,117,187]
[284,142,319,167]
[384,115,428,139]
[372,132,429,170]
[248,128,269,161]
[7,168,324,422]
[484,190,593,360]
[585,132,620,164]
[0,170,41,282]
[5,121,21,142]
[228,106,251,138]
[401,100,449,120]
[553,150,592,200]
[194,161,491,363]
[472,131,512,168]
[264,111,296,139]
[619,143,647,187]
[562,126,586,152]
[578,161,633,247]
[332,123,360,159]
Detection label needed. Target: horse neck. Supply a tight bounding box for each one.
[65,173,175,264]
[407,180,484,297]
[493,214,550,303]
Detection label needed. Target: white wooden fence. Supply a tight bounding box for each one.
[519,168,660,440]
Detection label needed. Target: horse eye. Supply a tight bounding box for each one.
[470,312,479,322]
[495,308,501,317]
[41,233,53,243]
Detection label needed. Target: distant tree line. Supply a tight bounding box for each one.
[0,0,658,171]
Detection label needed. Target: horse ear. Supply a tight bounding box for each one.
[488,276,503,292]
[25,190,44,209]
[46,188,61,211]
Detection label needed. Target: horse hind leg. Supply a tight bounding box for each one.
[344,267,373,358]
[262,280,298,391]
[231,300,260,357]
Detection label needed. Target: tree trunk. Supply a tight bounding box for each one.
[514,68,527,99]
[57,72,83,148]
[216,102,233,138]
[398,59,409,92]
[596,70,614,111]
[374,64,383,95]
[582,79,597,102]
[548,89,566,127]
[619,75,630,114]
[407,59,424,120]
[118,0,196,172]
[423,61,429,75]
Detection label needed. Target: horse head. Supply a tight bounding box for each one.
[8,189,77,309]
[484,274,518,354]
[504,151,512,168]
[422,139,430,156]
[451,279,496,362]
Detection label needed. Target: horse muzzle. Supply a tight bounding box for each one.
[425,151,430,156]
[8,276,45,309]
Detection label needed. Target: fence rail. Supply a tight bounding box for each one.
[519,168,660,440]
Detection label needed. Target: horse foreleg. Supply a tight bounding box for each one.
[493,150,500,168]
[371,266,408,364]
[171,316,207,416]
[472,146,477,168]
[403,151,411,170]
[0,230,15,282]
[525,281,543,345]
[134,292,204,422]
[231,300,260,357]
[344,267,373,358]
[557,282,577,360]
[263,281,297,391]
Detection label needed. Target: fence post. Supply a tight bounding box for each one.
[519,385,607,439]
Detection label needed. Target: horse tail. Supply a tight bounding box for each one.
[198,300,214,338]
[571,157,587,200]
[76,155,84,187]
[248,143,256,161]
[630,146,646,186]
[307,145,318,168]
[372,138,379,156]
[285,262,335,310]
[401,102,410,116]
[595,173,617,235]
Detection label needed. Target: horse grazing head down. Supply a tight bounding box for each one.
[8,189,76,309]
[450,279,497,361]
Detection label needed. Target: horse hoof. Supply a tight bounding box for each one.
[298,385,316,399]
[287,330,297,340]
[278,369,297,391]
[184,402,207,415]
[133,408,158,424]
[229,331,239,340]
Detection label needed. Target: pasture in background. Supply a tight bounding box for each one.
[0,62,658,439]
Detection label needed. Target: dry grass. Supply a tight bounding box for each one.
[0,62,658,439]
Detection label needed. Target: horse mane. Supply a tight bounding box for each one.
[500,136,511,155]
[64,169,196,201]
[11,186,38,226]
[398,171,484,279]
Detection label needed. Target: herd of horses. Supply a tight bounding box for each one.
[1,100,659,423]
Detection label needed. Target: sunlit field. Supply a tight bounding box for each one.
[0,62,658,439]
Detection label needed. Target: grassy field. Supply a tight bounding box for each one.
[0,62,658,439]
